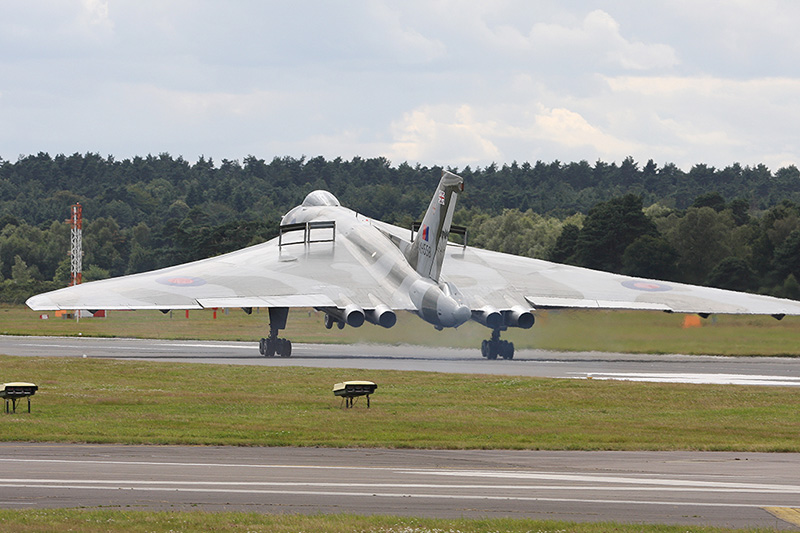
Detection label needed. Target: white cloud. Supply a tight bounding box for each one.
[79,0,113,34]
[365,3,448,64]
[531,105,637,154]
[600,75,800,168]
[526,9,679,71]
[130,85,291,121]
[388,105,502,166]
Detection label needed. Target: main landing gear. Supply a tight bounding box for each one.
[259,307,292,357]
[481,329,514,360]
[259,336,292,357]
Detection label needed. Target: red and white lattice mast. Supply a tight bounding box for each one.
[69,203,82,286]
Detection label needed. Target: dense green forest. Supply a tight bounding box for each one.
[3,152,800,304]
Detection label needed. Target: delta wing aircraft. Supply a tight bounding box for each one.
[27,170,800,359]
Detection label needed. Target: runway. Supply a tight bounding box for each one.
[0,444,798,528]
[2,335,800,386]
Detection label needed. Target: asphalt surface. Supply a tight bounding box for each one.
[2,335,800,385]
[3,336,800,527]
[1,444,799,528]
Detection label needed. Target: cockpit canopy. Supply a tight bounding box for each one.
[302,190,340,207]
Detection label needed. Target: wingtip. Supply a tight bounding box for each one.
[25,293,56,311]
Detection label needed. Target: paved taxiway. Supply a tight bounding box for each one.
[1,444,799,528]
[2,335,800,386]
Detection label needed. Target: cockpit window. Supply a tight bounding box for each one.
[302,190,340,207]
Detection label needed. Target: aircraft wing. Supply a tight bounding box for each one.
[28,215,800,319]
[442,245,800,317]
[26,234,414,312]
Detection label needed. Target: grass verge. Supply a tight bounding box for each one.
[6,304,800,356]
[0,509,785,533]
[2,355,800,450]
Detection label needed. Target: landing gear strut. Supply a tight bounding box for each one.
[259,307,292,357]
[481,329,514,360]
[323,313,345,330]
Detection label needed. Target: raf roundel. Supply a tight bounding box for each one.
[156,276,207,287]
[621,279,672,292]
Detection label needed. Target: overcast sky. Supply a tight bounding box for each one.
[2,1,800,171]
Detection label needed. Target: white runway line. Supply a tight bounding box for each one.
[575,372,800,386]
[0,478,796,494]
[0,483,785,509]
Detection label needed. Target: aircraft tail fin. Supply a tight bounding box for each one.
[406,170,464,282]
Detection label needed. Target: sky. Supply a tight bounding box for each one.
[2,1,800,171]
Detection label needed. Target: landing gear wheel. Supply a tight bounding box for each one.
[276,338,292,357]
[259,337,276,356]
[486,341,498,360]
[481,340,489,358]
[501,340,514,360]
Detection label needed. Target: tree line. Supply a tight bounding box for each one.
[3,152,800,303]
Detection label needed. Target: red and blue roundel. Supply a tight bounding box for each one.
[621,279,672,292]
[156,276,206,287]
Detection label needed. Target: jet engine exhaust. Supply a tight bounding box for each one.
[319,305,366,328]
[365,304,397,328]
[471,305,504,329]
[504,306,535,329]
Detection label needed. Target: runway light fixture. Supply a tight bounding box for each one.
[333,381,377,408]
[1,382,38,413]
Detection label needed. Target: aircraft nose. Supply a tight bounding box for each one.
[453,304,471,326]
[434,298,471,328]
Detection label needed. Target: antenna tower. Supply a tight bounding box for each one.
[69,203,82,285]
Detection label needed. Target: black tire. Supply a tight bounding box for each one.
[486,340,498,360]
[280,339,292,357]
[501,341,514,360]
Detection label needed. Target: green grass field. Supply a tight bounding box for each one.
[6,304,800,356]
[0,509,784,533]
[2,354,799,450]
